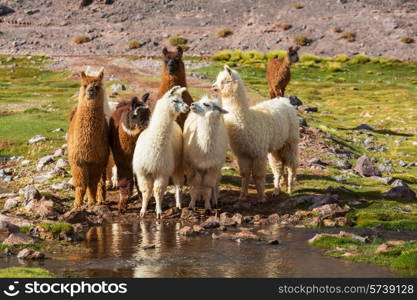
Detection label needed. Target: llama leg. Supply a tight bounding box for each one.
[172,171,184,209]
[188,185,199,209]
[118,177,129,213]
[204,168,219,209]
[86,184,98,208]
[281,142,299,194]
[154,176,168,219]
[252,158,267,203]
[269,89,276,99]
[237,157,252,201]
[211,174,220,208]
[268,153,283,196]
[202,186,212,210]
[96,170,106,205]
[138,175,153,218]
[74,186,86,209]
[187,172,201,209]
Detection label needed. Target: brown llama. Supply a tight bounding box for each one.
[109,93,151,213]
[266,46,300,98]
[152,46,193,128]
[68,70,109,209]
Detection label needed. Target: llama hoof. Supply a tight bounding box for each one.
[188,205,195,210]
[139,211,146,218]
[272,189,280,197]
[156,212,162,219]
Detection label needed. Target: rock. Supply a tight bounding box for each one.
[288,95,303,107]
[192,225,204,234]
[3,197,20,210]
[267,239,280,245]
[0,5,14,16]
[52,128,64,132]
[298,105,318,112]
[19,185,41,204]
[371,176,394,185]
[299,117,308,127]
[234,230,258,240]
[17,248,45,260]
[180,208,194,219]
[111,83,126,92]
[49,166,67,176]
[143,244,155,250]
[55,158,69,168]
[28,135,47,144]
[51,182,71,190]
[0,193,16,199]
[312,203,350,218]
[309,231,368,244]
[53,148,65,157]
[201,216,220,229]
[25,9,40,15]
[398,160,407,167]
[308,158,327,166]
[0,221,19,242]
[37,155,54,171]
[335,217,348,227]
[179,226,194,236]
[60,210,89,224]
[383,184,416,201]
[21,159,31,166]
[375,243,392,254]
[335,159,352,169]
[0,214,33,227]
[33,173,54,183]
[268,213,280,224]
[391,179,407,187]
[3,233,35,246]
[232,213,243,225]
[334,175,348,182]
[325,185,353,195]
[257,229,272,235]
[219,212,237,226]
[355,124,374,130]
[25,198,57,217]
[292,194,338,209]
[354,155,381,177]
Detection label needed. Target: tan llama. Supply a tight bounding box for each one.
[68,70,109,209]
[266,46,300,98]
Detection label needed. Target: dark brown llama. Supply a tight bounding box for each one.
[266,46,300,98]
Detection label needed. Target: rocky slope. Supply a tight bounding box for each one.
[0,0,416,59]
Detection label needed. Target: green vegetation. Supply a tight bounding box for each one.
[128,40,141,49]
[38,222,74,235]
[0,267,53,278]
[293,35,311,46]
[217,28,233,38]
[0,58,78,157]
[311,235,417,276]
[73,35,90,44]
[169,36,188,49]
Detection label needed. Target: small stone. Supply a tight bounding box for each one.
[335,160,352,170]
[60,210,88,224]
[371,176,394,185]
[288,95,303,107]
[55,159,69,168]
[299,117,308,127]
[3,197,20,210]
[0,221,19,242]
[17,248,45,260]
[179,226,194,236]
[180,208,194,219]
[111,83,126,92]
[28,135,47,144]
[51,182,71,190]
[354,155,381,177]
[53,148,65,157]
[375,243,392,254]
[298,105,318,112]
[19,185,41,205]
[201,216,220,229]
[36,155,54,171]
[143,244,155,250]
[355,124,374,131]
[267,213,280,224]
[232,213,243,225]
[267,239,280,245]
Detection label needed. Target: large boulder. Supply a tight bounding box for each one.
[0,221,19,242]
[354,155,381,177]
[17,248,45,260]
[383,182,416,201]
[25,198,58,218]
[3,232,35,246]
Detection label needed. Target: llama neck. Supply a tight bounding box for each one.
[121,111,140,136]
[148,104,175,148]
[195,115,221,152]
[160,66,187,88]
[281,55,291,72]
[222,84,250,122]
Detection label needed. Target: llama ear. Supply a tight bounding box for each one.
[98,70,104,81]
[131,96,139,109]
[169,86,181,96]
[162,47,168,56]
[80,71,87,79]
[176,46,183,57]
[224,65,232,76]
[288,46,293,52]
[141,92,150,103]
[214,104,228,114]
[294,46,300,52]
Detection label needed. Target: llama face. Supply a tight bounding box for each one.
[166,86,189,114]
[128,93,151,129]
[190,96,228,117]
[288,46,300,63]
[212,65,239,97]
[162,46,184,74]
[80,71,104,101]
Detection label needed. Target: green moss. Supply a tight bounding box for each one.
[333,54,349,62]
[169,36,188,47]
[300,53,322,63]
[311,235,364,249]
[38,222,73,235]
[327,62,343,72]
[0,267,53,278]
[349,54,370,64]
[266,50,287,60]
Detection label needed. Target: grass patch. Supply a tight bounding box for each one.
[311,235,417,276]
[293,35,311,46]
[217,28,233,38]
[327,62,343,72]
[38,222,73,235]
[349,54,370,64]
[0,267,53,278]
[73,35,90,44]
[169,36,188,47]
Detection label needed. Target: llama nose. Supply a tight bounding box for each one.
[212,84,219,92]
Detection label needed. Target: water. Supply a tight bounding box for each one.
[0,221,396,278]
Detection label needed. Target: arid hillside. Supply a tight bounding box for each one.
[0,0,416,59]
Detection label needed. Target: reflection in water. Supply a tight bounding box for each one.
[0,222,395,278]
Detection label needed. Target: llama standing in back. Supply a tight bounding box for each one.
[266,46,299,98]
[183,96,229,210]
[68,70,109,209]
[152,46,193,129]
[132,86,189,218]
[213,65,299,203]
[109,94,151,213]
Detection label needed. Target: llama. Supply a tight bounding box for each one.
[152,46,193,128]
[213,65,299,203]
[266,46,299,98]
[68,70,109,209]
[183,96,229,210]
[109,93,151,213]
[132,86,189,218]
